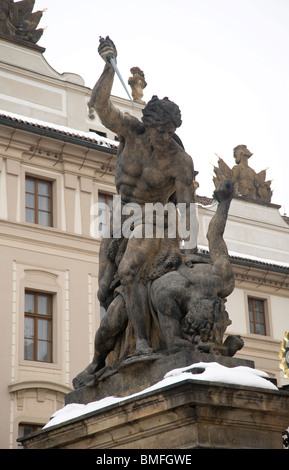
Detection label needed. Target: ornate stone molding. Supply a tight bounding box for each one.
[232,263,289,291]
[8,379,72,394]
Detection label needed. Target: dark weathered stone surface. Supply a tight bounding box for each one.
[20,379,289,449]
[72,178,245,393]
[66,350,254,405]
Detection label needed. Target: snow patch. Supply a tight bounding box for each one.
[43,362,278,430]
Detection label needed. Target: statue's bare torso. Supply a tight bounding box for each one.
[115,120,194,206]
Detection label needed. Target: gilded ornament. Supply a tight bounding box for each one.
[279,331,289,379]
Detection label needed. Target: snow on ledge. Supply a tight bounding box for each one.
[198,244,289,269]
[43,362,278,430]
[0,110,118,148]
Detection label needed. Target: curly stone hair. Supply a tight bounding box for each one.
[181,296,231,345]
[142,95,182,128]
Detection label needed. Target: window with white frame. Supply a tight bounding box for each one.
[25,176,53,227]
[24,290,53,362]
[248,297,267,335]
[18,423,43,447]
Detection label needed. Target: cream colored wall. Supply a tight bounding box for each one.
[225,284,289,381]
[271,296,289,339]
[3,247,100,448]
[198,199,289,264]
[225,288,248,335]
[0,122,118,447]
[226,285,289,341]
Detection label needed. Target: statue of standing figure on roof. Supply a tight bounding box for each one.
[0,0,45,45]
[128,66,147,104]
[213,144,272,204]
[72,37,243,391]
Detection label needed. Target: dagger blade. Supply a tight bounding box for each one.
[107,54,134,105]
[99,37,134,105]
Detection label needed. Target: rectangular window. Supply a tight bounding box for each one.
[18,423,43,447]
[24,291,53,362]
[98,193,113,238]
[25,176,53,227]
[248,297,267,335]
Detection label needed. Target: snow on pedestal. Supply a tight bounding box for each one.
[43,362,277,429]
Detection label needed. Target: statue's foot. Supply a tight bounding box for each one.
[72,371,95,389]
[72,361,105,389]
[134,339,154,356]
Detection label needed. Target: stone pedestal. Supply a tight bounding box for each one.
[66,350,254,405]
[20,378,289,449]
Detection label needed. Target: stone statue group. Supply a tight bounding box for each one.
[73,37,244,389]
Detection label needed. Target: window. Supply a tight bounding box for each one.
[25,176,53,227]
[18,423,43,438]
[24,291,53,362]
[248,297,267,335]
[98,193,113,237]
[18,423,43,447]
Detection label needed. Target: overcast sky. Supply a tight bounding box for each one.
[34,0,289,214]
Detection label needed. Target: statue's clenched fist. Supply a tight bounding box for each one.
[98,36,117,64]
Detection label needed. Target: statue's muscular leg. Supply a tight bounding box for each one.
[118,233,156,356]
[72,295,127,389]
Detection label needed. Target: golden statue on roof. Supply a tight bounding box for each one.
[279,331,289,379]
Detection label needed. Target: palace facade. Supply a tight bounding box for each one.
[0,23,288,448]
